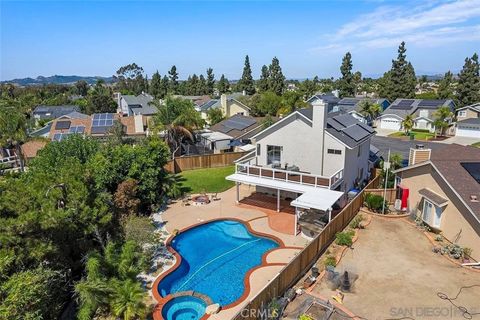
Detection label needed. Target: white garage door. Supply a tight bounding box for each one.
[380,118,401,130]
[456,126,480,138]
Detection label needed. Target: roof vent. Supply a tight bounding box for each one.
[416,144,425,149]
[471,195,479,202]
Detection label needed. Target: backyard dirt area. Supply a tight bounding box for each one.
[311,216,480,319]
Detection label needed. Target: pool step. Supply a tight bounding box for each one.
[171,290,214,306]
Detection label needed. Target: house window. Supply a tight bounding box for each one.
[422,198,443,228]
[458,110,467,117]
[327,149,342,155]
[256,144,261,156]
[267,145,282,165]
[357,145,361,157]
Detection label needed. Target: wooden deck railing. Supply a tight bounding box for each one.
[235,163,343,189]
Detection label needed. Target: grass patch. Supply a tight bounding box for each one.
[388,130,434,140]
[472,142,480,148]
[180,165,235,194]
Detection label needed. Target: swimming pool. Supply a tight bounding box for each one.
[158,220,279,307]
[161,295,206,320]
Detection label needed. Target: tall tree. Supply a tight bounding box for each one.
[437,71,454,100]
[268,57,285,96]
[150,71,162,98]
[338,52,355,98]
[216,74,230,94]
[168,65,179,94]
[198,75,207,95]
[258,65,270,93]
[456,53,480,107]
[389,42,416,100]
[115,63,145,95]
[238,55,255,95]
[75,80,89,96]
[206,68,215,95]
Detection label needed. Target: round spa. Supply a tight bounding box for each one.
[161,295,207,320]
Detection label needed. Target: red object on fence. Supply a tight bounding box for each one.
[396,184,409,211]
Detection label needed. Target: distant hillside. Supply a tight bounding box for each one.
[1,75,117,86]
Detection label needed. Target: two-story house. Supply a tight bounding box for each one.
[455,102,480,138]
[198,93,251,122]
[226,99,374,234]
[376,99,455,132]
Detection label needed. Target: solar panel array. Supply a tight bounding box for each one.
[327,114,373,143]
[52,132,71,142]
[217,116,256,133]
[418,99,446,107]
[92,113,114,126]
[55,120,71,130]
[390,99,414,110]
[69,126,85,134]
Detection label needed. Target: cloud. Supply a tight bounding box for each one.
[313,0,480,53]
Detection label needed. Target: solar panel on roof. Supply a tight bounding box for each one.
[55,120,71,130]
[418,99,446,107]
[357,122,375,133]
[52,132,71,142]
[327,119,345,131]
[342,125,369,142]
[91,126,110,134]
[397,99,415,106]
[333,114,357,127]
[69,125,85,134]
[92,113,115,128]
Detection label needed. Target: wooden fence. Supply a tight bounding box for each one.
[364,188,397,204]
[232,174,381,320]
[164,151,248,173]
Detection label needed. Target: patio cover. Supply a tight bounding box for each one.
[226,173,344,211]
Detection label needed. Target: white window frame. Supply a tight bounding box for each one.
[457,110,467,118]
[422,199,433,225]
[266,145,282,165]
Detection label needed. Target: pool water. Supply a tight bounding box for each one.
[161,296,206,320]
[158,220,279,306]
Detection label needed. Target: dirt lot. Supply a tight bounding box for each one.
[312,216,480,320]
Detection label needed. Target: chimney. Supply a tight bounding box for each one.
[220,94,228,115]
[311,99,328,132]
[408,146,431,166]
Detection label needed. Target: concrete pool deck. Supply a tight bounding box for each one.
[155,185,309,319]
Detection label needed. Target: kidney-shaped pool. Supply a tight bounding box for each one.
[157,220,279,307]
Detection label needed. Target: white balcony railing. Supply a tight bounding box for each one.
[235,163,343,189]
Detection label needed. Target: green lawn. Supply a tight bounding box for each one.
[472,142,480,148]
[179,165,236,194]
[388,130,434,141]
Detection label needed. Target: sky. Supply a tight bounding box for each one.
[1,0,479,81]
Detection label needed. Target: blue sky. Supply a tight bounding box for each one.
[1,0,479,81]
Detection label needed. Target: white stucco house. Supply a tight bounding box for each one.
[333,97,390,125]
[117,93,157,116]
[376,99,455,132]
[226,99,375,234]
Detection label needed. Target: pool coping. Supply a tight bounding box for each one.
[152,217,294,320]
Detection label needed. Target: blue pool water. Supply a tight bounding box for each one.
[158,220,279,306]
[161,296,206,320]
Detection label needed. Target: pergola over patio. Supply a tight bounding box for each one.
[226,172,344,235]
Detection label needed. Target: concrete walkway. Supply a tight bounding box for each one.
[438,135,480,146]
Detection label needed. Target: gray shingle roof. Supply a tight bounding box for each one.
[33,105,80,119]
[122,93,157,115]
[337,97,389,112]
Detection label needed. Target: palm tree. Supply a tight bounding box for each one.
[401,114,414,135]
[358,100,382,123]
[433,106,453,137]
[109,279,147,320]
[149,96,205,156]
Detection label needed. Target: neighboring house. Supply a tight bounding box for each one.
[197,115,274,153]
[306,93,340,113]
[393,144,480,261]
[455,103,480,138]
[118,93,157,116]
[376,99,455,132]
[0,147,20,171]
[48,112,147,141]
[333,98,390,125]
[198,93,250,121]
[20,140,47,163]
[33,105,80,122]
[174,95,211,109]
[226,100,374,233]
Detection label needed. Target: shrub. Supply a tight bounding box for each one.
[434,235,443,242]
[324,256,336,268]
[364,193,389,213]
[463,247,473,259]
[299,314,314,320]
[349,215,365,229]
[335,230,355,247]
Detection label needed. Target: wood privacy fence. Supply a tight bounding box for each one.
[364,188,397,204]
[164,151,248,173]
[232,174,381,320]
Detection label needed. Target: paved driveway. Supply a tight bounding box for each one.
[439,136,480,146]
[312,217,480,319]
[371,136,444,161]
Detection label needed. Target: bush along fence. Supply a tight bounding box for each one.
[164,151,248,173]
[232,174,381,320]
[363,188,397,204]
